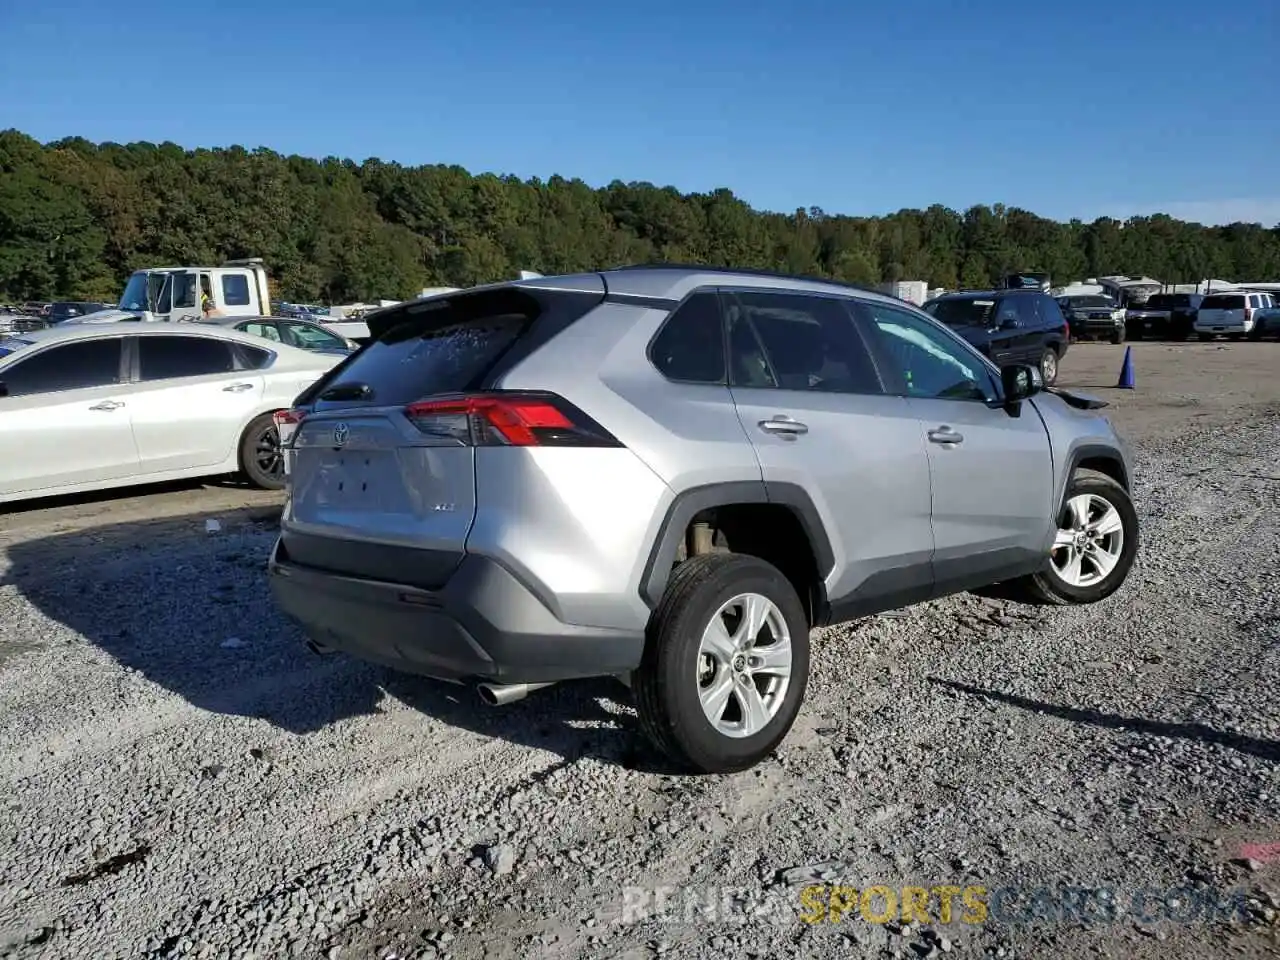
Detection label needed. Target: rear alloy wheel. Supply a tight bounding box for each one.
[1012,469,1138,605]
[633,553,810,774]
[239,412,286,490]
[1038,347,1059,385]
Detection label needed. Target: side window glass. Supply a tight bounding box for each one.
[994,298,1019,327]
[173,273,198,309]
[282,321,343,350]
[222,274,252,307]
[1019,296,1043,327]
[649,292,726,384]
[232,344,272,370]
[243,321,282,342]
[727,292,883,394]
[1041,297,1067,326]
[858,302,992,402]
[1,339,122,396]
[138,336,236,380]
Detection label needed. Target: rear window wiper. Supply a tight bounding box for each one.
[319,382,373,401]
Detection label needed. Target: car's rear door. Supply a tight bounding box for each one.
[126,333,266,472]
[0,336,139,497]
[851,298,1055,595]
[724,289,936,615]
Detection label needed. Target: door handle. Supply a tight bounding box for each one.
[927,426,964,445]
[758,416,809,437]
[223,382,255,393]
[89,400,124,411]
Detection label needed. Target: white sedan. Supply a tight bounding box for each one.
[0,324,344,504]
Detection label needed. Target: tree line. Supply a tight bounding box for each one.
[2,128,1278,305]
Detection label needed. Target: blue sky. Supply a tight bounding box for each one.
[2,0,1277,225]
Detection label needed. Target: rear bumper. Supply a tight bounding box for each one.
[268,538,646,683]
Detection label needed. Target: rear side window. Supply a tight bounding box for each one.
[1041,297,1068,326]
[927,298,996,328]
[318,312,527,405]
[222,274,252,307]
[2,338,123,396]
[1201,294,1245,309]
[138,336,236,380]
[725,291,882,394]
[649,292,726,384]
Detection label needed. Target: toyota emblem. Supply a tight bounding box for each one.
[333,423,349,447]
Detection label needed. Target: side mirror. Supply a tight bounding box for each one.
[1001,363,1042,404]
[999,316,1019,330]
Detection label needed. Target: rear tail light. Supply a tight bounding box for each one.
[403,392,622,447]
[1243,307,1254,324]
[273,409,305,428]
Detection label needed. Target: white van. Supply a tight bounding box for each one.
[1194,291,1277,339]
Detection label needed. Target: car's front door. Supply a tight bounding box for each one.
[984,296,1023,367]
[0,336,139,497]
[126,334,266,472]
[724,289,936,616]
[852,299,1055,596]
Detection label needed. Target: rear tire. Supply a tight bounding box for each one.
[1197,332,1212,342]
[633,553,810,774]
[239,412,286,490]
[1009,469,1138,606]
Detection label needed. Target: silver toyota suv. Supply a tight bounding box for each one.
[268,266,1138,773]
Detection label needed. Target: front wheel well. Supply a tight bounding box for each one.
[674,503,824,626]
[1074,455,1127,491]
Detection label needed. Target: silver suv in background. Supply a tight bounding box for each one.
[268,266,1139,773]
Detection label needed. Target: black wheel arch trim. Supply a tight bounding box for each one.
[1065,443,1130,491]
[639,480,836,609]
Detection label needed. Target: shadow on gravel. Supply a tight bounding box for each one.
[3,509,677,769]
[3,508,387,734]
[379,673,675,774]
[932,678,1280,763]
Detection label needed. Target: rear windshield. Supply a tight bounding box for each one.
[313,311,528,406]
[924,298,996,328]
[1201,294,1245,309]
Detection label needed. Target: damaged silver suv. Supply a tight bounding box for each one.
[268,265,1138,773]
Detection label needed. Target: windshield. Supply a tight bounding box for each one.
[118,272,150,311]
[1064,296,1114,308]
[924,298,996,328]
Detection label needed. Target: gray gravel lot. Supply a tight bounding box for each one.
[2,341,1280,959]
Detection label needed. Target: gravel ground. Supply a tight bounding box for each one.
[2,341,1280,960]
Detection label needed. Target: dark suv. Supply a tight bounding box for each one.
[921,289,1069,385]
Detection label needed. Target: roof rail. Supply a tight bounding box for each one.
[222,257,266,268]
[607,262,895,299]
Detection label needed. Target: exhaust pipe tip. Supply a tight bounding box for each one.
[477,681,555,707]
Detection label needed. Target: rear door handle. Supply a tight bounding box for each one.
[927,426,964,445]
[223,382,255,393]
[89,400,124,411]
[758,416,808,438]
